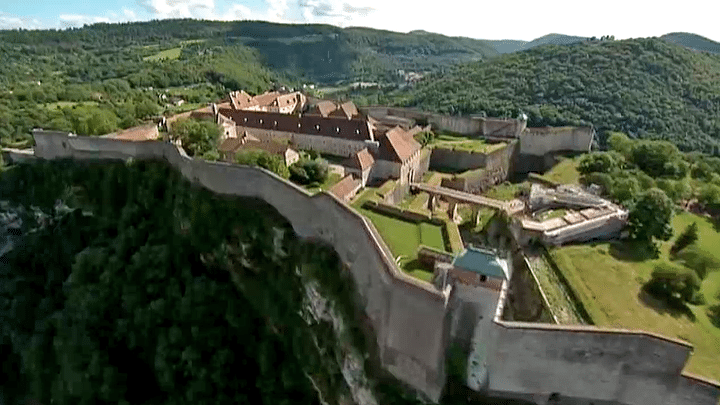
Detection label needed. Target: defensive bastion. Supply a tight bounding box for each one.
[5,131,719,405]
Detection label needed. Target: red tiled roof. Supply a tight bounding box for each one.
[346,148,375,171]
[377,126,421,163]
[329,174,361,201]
[252,91,281,107]
[217,108,373,142]
[315,100,337,117]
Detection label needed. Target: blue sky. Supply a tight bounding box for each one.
[1,0,720,42]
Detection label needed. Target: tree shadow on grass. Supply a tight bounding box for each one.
[609,241,656,262]
[638,286,696,321]
[708,304,720,329]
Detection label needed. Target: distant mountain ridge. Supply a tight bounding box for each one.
[485,33,589,54]
[661,32,720,54]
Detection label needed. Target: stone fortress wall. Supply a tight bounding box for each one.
[16,131,720,405]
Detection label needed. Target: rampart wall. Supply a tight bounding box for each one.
[433,142,517,193]
[19,131,720,405]
[361,106,525,138]
[490,283,720,405]
[520,127,594,156]
[30,131,449,402]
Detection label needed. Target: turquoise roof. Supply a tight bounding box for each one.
[452,247,508,279]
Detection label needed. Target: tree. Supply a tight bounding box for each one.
[607,132,633,159]
[627,188,674,255]
[289,159,328,185]
[235,149,290,179]
[675,244,720,280]
[670,222,699,255]
[171,118,221,157]
[578,152,622,175]
[646,262,704,305]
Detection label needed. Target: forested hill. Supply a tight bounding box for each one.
[0,19,498,84]
[401,37,720,153]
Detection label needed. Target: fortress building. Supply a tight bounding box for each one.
[215,91,429,187]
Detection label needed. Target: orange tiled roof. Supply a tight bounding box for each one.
[378,126,421,163]
[329,174,361,201]
[346,148,375,171]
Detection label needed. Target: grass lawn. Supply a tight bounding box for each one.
[550,211,720,381]
[483,182,528,201]
[350,191,447,282]
[144,47,182,61]
[543,156,581,184]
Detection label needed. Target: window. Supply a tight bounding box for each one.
[336,127,341,133]
[480,275,487,282]
[243,117,248,123]
[355,129,360,135]
[259,119,264,124]
[274,121,278,127]
[316,124,320,131]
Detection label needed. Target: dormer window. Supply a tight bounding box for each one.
[274,121,278,127]
[243,117,248,123]
[259,119,264,124]
[355,129,360,135]
[298,123,301,128]
[316,124,320,131]
[336,127,340,133]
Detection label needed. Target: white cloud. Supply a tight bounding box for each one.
[138,0,217,19]
[123,7,139,20]
[0,12,43,29]
[59,14,112,28]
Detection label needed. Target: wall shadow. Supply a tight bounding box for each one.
[609,241,655,262]
[708,305,720,329]
[638,287,696,321]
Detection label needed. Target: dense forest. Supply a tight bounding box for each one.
[0,159,413,405]
[401,37,720,153]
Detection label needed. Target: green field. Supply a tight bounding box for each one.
[44,101,99,110]
[543,156,581,184]
[551,212,720,381]
[144,47,182,61]
[350,190,448,282]
[430,133,506,154]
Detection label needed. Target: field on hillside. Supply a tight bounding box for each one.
[550,212,720,381]
[143,47,182,61]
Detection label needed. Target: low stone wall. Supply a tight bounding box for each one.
[417,245,454,268]
[365,201,432,223]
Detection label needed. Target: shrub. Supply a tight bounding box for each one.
[646,262,704,305]
[289,159,328,185]
[670,222,699,255]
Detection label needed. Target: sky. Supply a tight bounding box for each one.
[1,0,720,42]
